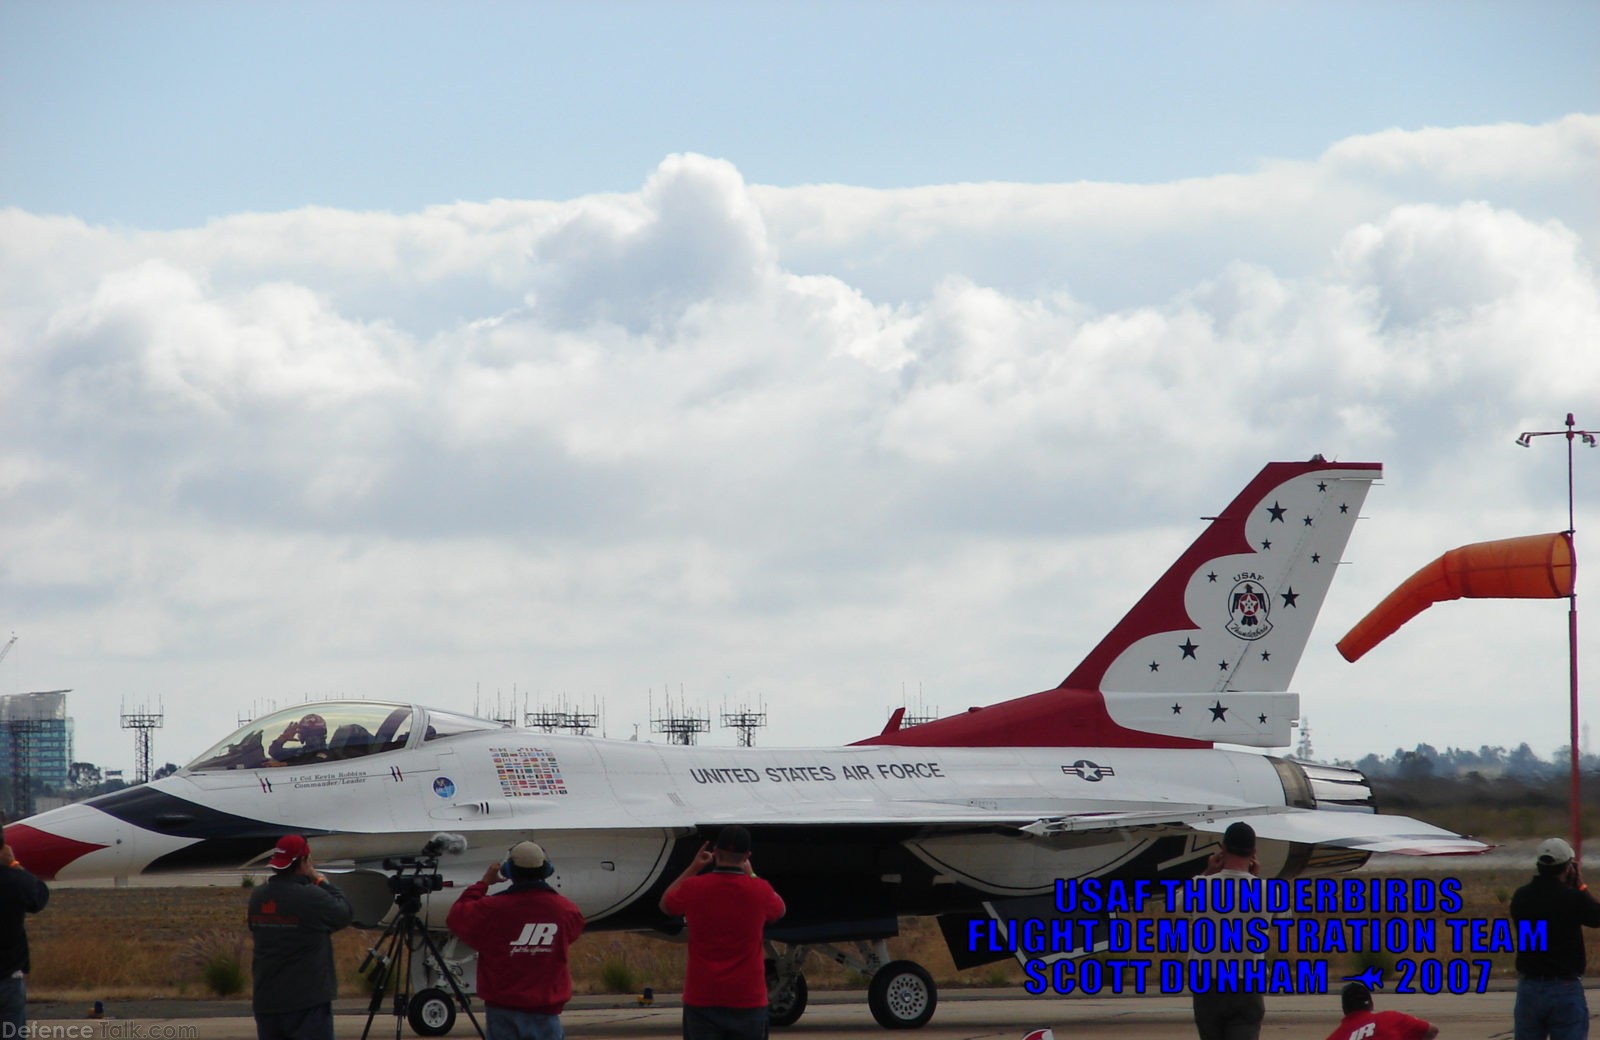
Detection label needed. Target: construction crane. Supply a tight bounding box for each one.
[0,634,15,666]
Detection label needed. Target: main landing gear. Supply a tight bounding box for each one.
[766,940,938,1029]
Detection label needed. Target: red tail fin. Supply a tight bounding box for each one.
[858,458,1381,749]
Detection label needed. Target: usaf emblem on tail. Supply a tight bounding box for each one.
[1226,574,1272,640]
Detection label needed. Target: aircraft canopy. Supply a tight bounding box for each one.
[187,701,416,770]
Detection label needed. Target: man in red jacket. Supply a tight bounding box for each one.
[447,841,585,1040]
[1321,982,1437,1040]
[659,826,786,1040]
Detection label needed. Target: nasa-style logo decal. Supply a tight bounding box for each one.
[1061,760,1115,782]
[433,776,456,798]
[1226,574,1272,640]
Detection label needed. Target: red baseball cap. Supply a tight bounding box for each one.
[269,834,310,870]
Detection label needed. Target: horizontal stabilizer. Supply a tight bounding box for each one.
[1102,692,1298,747]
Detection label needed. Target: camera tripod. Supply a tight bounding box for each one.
[359,862,484,1040]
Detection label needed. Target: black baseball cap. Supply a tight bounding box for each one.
[1341,982,1373,1013]
[715,825,752,854]
[1223,822,1257,855]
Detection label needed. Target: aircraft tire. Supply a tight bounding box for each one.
[768,970,808,1027]
[867,960,937,1029]
[407,988,457,1036]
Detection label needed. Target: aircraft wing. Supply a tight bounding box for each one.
[1188,810,1489,856]
[668,799,1488,856]
[1016,805,1486,856]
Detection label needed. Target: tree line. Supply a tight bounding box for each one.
[1333,742,1591,782]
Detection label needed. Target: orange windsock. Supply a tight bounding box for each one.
[1337,531,1575,662]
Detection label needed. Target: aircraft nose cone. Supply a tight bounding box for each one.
[4,822,108,880]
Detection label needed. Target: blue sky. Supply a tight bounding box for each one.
[5,2,1596,227]
[2,2,1599,774]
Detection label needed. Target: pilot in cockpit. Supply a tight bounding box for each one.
[268,713,330,764]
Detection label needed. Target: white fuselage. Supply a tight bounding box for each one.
[32,724,1291,927]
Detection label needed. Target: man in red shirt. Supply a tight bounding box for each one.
[1322,982,1438,1040]
[447,841,585,1040]
[659,826,786,1040]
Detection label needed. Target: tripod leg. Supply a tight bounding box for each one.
[359,916,407,1040]
[391,918,414,1040]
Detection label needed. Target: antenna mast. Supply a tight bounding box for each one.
[122,699,165,784]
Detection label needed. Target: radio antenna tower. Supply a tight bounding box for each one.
[122,699,165,784]
[473,685,519,726]
[721,697,768,747]
[650,686,709,746]
[899,683,940,728]
[526,695,603,736]
[526,707,569,732]
[238,699,279,727]
[1294,715,1315,762]
[560,696,600,736]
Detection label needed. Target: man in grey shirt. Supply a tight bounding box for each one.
[248,835,353,1040]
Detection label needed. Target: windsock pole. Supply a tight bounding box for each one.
[1518,414,1597,860]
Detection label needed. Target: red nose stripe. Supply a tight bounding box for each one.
[4,823,108,880]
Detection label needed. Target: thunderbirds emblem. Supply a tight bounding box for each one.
[1226,575,1272,640]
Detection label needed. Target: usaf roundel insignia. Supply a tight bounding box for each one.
[1226,577,1273,640]
[1062,760,1115,782]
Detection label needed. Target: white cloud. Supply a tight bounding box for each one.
[2,117,1598,770]
[1322,115,1600,188]
[526,154,774,332]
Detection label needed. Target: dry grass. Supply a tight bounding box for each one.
[27,886,376,1001]
[25,885,993,1002]
[24,861,1596,1002]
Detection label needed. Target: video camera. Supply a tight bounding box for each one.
[378,835,463,902]
[382,855,445,899]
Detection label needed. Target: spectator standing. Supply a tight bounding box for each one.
[1190,821,1266,1040]
[660,826,785,1040]
[0,826,48,1036]
[1510,837,1600,1040]
[447,841,586,1040]
[247,834,353,1040]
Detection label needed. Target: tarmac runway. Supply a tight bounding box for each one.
[31,987,1531,1040]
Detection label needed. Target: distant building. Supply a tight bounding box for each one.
[0,691,74,818]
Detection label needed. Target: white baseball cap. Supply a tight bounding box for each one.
[504,840,555,879]
[1537,837,1576,866]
